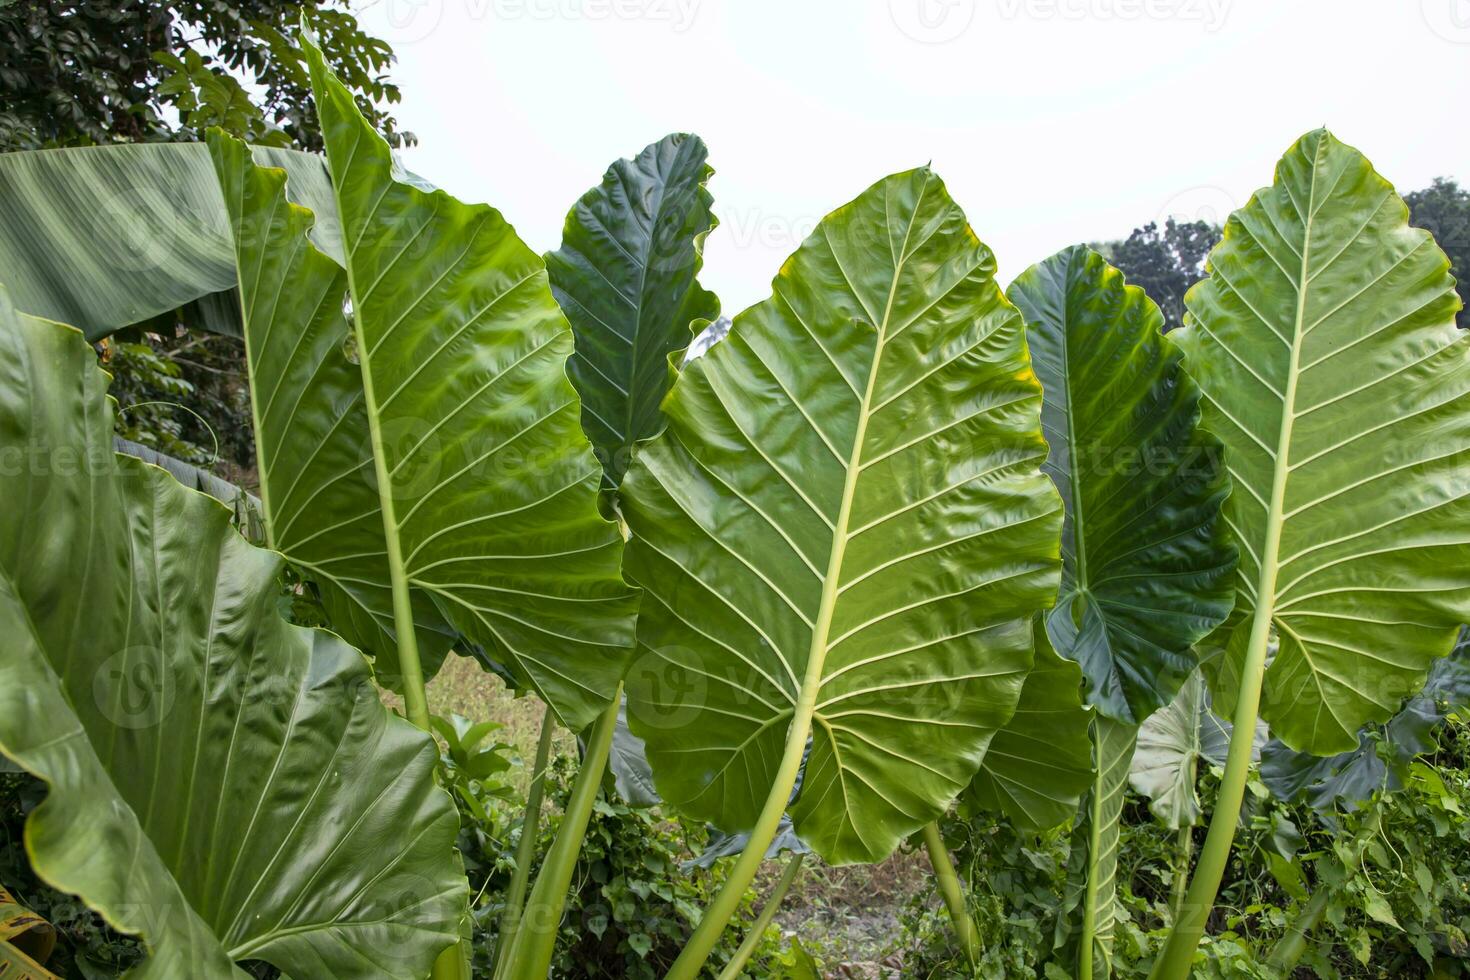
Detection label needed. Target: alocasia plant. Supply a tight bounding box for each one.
[1153,128,1470,979]
[546,132,719,485]
[1006,244,1236,978]
[0,290,465,979]
[619,165,1065,978]
[0,141,337,337]
[205,34,639,737]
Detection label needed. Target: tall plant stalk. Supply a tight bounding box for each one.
[1149,613,1273,977]
[663,690,817,980]
[494,705,556,975]
[716,853,806,980]
[921,822,980,965]
[503,689,621,979]
[1170,825,1193,923]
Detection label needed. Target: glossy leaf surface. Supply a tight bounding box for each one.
[1009,245,1236,724]
[1183,130,1470,754]
[1129,669,1264,828]
[621,167,1063,864]
[1261,628,1470,811]
[0,295,463,979]
[0,142,338,338]
[547,133,719,484]
[301,36,638,727]
[209,130,457,687]
[964,624,1093,830]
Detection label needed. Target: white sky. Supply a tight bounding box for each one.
[353,0,1470,312]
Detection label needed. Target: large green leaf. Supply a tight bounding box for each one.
[113,436,265,541]
[298,35,638,728]
[1053,717,1137,978]
[207,130,458,690]
[621,166,1063,864]
[1008,245,1236,724]
[964,623,1093,831]
[546,133,719,485]
[0,294,464,979]
[1179,129,1470,754]
[1261,627,1470,811]
[0,142,339,338]
[1128,669,1265,828]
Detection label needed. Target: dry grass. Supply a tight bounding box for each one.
[759,847,931,976]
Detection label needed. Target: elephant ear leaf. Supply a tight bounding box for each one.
[207,130,459,689]
[546,133,719,485]
[1007,244,1237,724]
[621,166,1063,864]
[0,141,338,338]
[1261,627,1470,811]
[300,33,638,728]
[964,623,1093,831]
[1177,129,1470,754]
[1129,669,1265,828]
[0,292,464,979]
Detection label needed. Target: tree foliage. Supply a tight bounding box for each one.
[0,1,412,152]
[1100,218,1221,332]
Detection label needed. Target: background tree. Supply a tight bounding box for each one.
[1096,218,1221,332]
[1405,178,1470,325]
[1103,183,1467,332]
[0,1,414,477]
[0,0,412,151]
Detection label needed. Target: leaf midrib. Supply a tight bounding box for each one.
[1252,136,1325,653]
[802,178,931,720]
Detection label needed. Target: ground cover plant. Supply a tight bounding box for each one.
[2,23,1470,979]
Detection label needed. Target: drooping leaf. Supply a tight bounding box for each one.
[1261,627,1470,811]
[621,166,1063,864]
[685,820,812,871]
[290,35,638,728]
[0,294,465,979]
[1128,669,1266,828]
[1181,129,1470,754]
[207,129,458,689]
[964,623,1093,831]
[112,437,264,541]
[1008,244,1236,724]
[546,133,719,485]
[609,701,661,807]
[0,142,339,338]
[1053,717,1137,977]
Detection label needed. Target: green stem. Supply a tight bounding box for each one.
[1078,735,1106,980]
[1170,824,1193,923]
[503,689,620,979]
[1151,134,1318,980]
[663,702,810,980]
[921,821,980,965]
[1268,886,1332,970]
[493,704,556,976]
[716,853,806,980]
[1148,607,1273,979]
